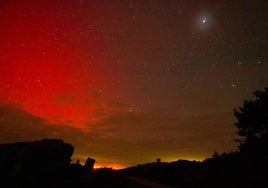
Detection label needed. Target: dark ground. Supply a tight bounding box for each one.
[0,139,267,188]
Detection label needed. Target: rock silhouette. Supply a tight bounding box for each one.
[0,139,73,172]
[0,139,126,188]
[85,157,96,171]
[0,139,74,187]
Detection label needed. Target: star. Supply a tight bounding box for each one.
[196,15,210,30]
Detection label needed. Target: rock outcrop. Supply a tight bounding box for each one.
[0,139,74,178]
[85,157,96,171]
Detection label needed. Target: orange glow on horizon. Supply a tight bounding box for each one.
[93,163,125,170]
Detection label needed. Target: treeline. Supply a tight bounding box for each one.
[120,151,267,188]
[120,88,268,188]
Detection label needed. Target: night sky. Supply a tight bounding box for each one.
[0,0,267,168]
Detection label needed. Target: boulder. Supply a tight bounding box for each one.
[0,139,74,177]
[84,157,95,171]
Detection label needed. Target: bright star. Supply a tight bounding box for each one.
[196,13,212,30]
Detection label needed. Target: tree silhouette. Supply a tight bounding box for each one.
[234,87,268,154]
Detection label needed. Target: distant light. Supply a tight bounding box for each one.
[202,19,206,23]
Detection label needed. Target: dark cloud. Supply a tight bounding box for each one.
[0,97,238,167]
[0,102,151,166]
[0,102,88,154]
